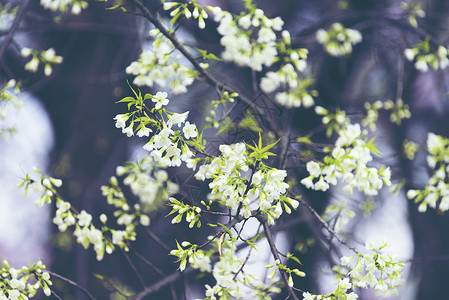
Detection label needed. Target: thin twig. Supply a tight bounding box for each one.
[296,196,359,255]
[144,227,172,251]
[131,247,166,277]
[130,268,196,300]
[51,290,64,300]
[102,276,134,298]
[233,245,253,280]
[120,248,146,288]
[261,219,299,300]
[47,271,98,300]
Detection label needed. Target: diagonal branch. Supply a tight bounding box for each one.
[295,194,359,255]
[47,270,98,300]
[126,0,281,134]
[0,0,30,61]
[261,218,299,300]
[129,267,195,300]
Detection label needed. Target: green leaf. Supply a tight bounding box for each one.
[127,80,138,98]
[260,138,280,153]
[238,112,261,133]
[245,239,258,250]
[217,223,232,237]
[366,137,381,156]
[116,96,135,103]
[195,47,223,61]
[287,253,303,266]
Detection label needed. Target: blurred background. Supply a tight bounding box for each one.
[1,0,449,299]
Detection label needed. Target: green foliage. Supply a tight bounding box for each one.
[246,132,279,162]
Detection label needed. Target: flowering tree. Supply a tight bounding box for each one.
[1,0,449,299]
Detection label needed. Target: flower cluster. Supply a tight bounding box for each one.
[404,39,449,72]
[99,175,153,252]
[336,241,404,296]
[260,59,315,108]
[403,139,419,160]
[0,260,52,299]
[301,123,392,196]
[204,90,238,128]
[142,114,198,168]
[258,29,318,108]
[21,169,111,260]
[208,245,245,298]
[126,30,197,94]
[314,106,349,137]
[213,6,284,71]
[383,98,411,125]
[114,90,167,138]
[316,23,362,57]
[302,278,358,300]
[40,0,88,14]
[21,169,147,261]
[407,132,449,212]
[199,239,283,300]
[195,143,249,209]
[362,101,383,131]
[323,201,356,233]
[163,1,210,29]
[19,168,63,208]
[170,241,212,273]
[363,99,411,130]
[21,47,63,76]
[195,142,297,224]
[114,89,201,169]
[168,197,202,228]
[117,157,179,210]
[401,2,425,28]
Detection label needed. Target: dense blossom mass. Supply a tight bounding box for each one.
[1,0,447,299]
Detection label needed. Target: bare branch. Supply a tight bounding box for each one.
[296,195,359,255]
[47,270,98,300]
[261,218,299,300]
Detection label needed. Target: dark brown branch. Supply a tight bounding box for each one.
[51,290,63,300]
[261,219,299,300]
[233,243,254,280]
[47,270,98,300]
[102,276,134,298]
[0,0,30,61]
[127,0,281,134]
[131,247,166,277]
[296,196,359,255]
[144,227,172,251]
[120,248,146,288]
[130,267,196,300]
